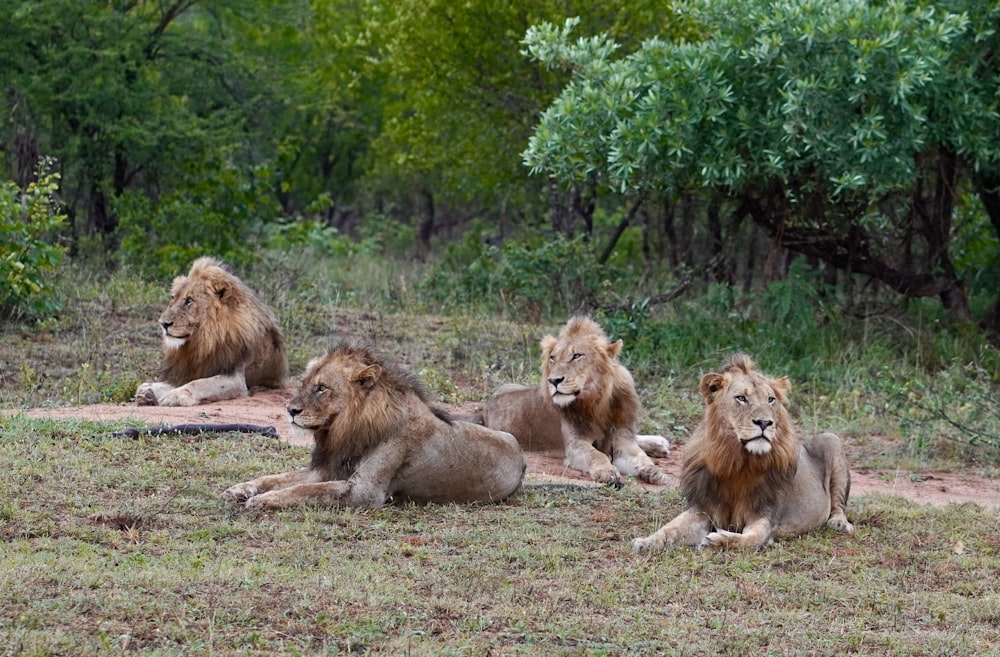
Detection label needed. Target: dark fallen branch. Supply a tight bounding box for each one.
[101,423,280,440]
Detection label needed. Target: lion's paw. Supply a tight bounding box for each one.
[222,483,258,504]
[636,434,671,458]
[632,535,661,554]
[245,491,281,510]
[698,530,739,550]
[638,464,670,486]
[135,384,159,407]
[827,516,855,535]
[591,466,622,488]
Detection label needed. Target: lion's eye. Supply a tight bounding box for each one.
[183,297,193,307]
[735,395,748,404]
[768,396,776,404]
[313,384,327,394]
[571,353,583,361]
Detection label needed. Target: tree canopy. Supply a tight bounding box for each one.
[523,0,1000,323]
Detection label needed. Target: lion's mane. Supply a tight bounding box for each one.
[305,340,454,477]
[539,316,640,440]
[680,352,799,532]
[159,257,286,388]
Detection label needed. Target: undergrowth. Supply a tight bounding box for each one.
[1,238,998,466]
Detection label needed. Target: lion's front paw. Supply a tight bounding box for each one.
[135,383,159,406]
[636,434,671,458]
[698,530,740,550]
[222,483,259,504]
[591,466,622,488]
[638,464,670,486]
[245,491,284,510]
[827,515,855,535]
[632,535,662,554]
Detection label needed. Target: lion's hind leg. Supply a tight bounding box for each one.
[632,510,712,553]
[810,432,855,535]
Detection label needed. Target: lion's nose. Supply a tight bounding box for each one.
[160,321,172,331]
[753,418,773,431]
[287,406,301,418]
[548,376,564,387]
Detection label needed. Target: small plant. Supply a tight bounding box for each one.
[0,159,67,317]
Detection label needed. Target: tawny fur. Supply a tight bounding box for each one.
[223,339,525,509]
[136,257,287,406]
[484,317,668,486]
[633,353,854,552]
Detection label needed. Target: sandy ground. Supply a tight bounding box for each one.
[9,387,999,509]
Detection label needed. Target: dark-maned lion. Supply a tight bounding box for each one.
[136,257,287,406]
[223,340,525,509]
[632,353,854,552]
[484,316,668,486]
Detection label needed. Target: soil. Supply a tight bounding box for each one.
[13,388,999,509]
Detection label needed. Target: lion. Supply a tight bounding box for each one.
[632,353,854,552]
[135,257,287,407]
[484,316,669,486]
[222,339,526,509]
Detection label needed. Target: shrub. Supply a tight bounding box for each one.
[0,162,66,317]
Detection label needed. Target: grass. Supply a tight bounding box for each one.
[1,417,997,656]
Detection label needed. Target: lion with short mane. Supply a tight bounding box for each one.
[136,257,287,407]
[484,316,668,486]
[223,340,526,509]
[632,353,854,552]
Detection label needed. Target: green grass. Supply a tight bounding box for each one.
[1,416,997,656]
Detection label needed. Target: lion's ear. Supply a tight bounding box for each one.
[607,339,623,359]
[700,373,728,401]
[771,375,791,402]
[540,335,556,355]
[353,364,382,390]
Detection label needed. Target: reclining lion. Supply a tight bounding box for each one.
[136,257,287,407]
[223,339,525,509]
[632,353,854,552]
[484,316,669,486]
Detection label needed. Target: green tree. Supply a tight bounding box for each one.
[367,0,695,243]
[0,1,284,261]
[523,0,1000,324]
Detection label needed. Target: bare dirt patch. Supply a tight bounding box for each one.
[12,390,998,509]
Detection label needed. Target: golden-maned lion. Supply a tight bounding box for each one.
[484,317,669,486]
[632,353,854,552]
[135,257,287,407]
[223,340,525,509]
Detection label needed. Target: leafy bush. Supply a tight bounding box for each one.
[421,225,633,320]
[0,163,66,317]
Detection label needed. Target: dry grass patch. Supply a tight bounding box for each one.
[1,415,997,656]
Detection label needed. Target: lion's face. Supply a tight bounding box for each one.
[701,366,791,456]
[540,318,622,408]
[286,353,382,431]
[158,271,225,350]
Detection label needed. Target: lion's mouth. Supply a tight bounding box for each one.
[740,434,773,455]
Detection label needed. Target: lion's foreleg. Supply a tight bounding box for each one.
[162,373,249,406]
[700,518,773,550]
[563,432,620,486]
[222,467,319,504]
[632,510,712,553]
[611,432,669,485]
[245,481,353,510]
